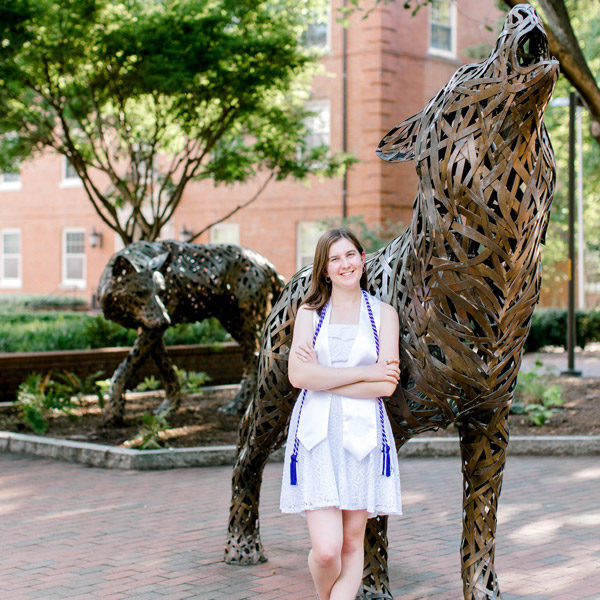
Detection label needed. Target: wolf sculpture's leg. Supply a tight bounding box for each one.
[359,515,393,600]
[102,328,155,425]
[218,310,259,415]
[224,393,289,564]
[151,332,182,414]
[458,406,509,600]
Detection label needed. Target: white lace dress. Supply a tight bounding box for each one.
[280,323,403,518]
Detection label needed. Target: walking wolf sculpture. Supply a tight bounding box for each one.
[225,5,557,599]
[97,240,283,424]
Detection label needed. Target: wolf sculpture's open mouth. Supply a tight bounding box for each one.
[515,26,550,68]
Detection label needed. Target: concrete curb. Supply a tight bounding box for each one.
[2,431,600,470]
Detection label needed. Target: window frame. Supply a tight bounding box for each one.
[428,0,457,59]
[60,155,83,188]
[302,1,332,52]
[210,223,240,245]
[302,99,331,159]
[0,170,22,192]
[296,221,326,271]
[0,228,22,289]
[61,227,86,289]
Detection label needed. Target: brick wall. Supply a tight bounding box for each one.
[0,343,243,402]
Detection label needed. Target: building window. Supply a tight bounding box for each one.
[304,99,331,154]
[297,221,326,270]
[210,223,240,245]
[62,228,86,288]
[60,156,82,188]
[429,0,456,57]
[1,229,22,288]
[302,3,330,50]
[0,170,22,191]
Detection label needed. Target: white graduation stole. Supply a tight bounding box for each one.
[296,292,380,461]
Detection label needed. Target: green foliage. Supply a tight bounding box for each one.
[134,376,162,393]
[15,372,81,433]
[511,361,564,426]
[128,410,172,450]
[176,368,210,394]
[525,308,600,352]
[0,312,229,353]
[0,0,347,243]
[133,369,209,394]
[95,378,111,409]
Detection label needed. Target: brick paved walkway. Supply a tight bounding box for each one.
[1,453,599,600]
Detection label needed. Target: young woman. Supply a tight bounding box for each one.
[280,228,402,600]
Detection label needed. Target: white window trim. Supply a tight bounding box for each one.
[59,155,83,189]
[300,99,331,165]
[0,171,22,191]
[428,0,457,59]
[304,2,332,53]
[0,228,22,289]
[210,223,240,245]
[296,221,326,271]
[61,227,86,290]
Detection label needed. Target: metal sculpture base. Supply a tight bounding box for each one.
[225,6,558,600]
[97,240,283,424]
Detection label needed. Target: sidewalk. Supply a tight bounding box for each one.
[1,453,599,600]
[522,344,600,377]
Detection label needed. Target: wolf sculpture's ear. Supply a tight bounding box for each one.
[112,254,138,278]
[376,112,422,162]
[148,251,171,273]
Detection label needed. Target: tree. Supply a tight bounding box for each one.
[0,0,346,244]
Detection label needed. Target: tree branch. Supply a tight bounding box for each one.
[188,171,276,243]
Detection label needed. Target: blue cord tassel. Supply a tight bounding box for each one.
[290,453,298,486]
[381,443,391,477]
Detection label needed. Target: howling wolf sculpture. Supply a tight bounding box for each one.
[98,240,283,424]
[224,5,557,599]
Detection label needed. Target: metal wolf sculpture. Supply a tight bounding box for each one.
[224,6,557,599]
[97,240,283,424]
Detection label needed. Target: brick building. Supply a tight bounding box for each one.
[0,0,502,303]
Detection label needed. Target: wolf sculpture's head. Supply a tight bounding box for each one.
[377,4,558,244]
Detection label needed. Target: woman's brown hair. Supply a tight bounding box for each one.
[303,227,368,314]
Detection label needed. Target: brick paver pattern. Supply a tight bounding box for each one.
[1,453,599,599]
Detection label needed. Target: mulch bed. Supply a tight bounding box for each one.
[1,377,599,448]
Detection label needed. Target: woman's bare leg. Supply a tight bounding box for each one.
[306,508,343,600]
[330,510,369,600]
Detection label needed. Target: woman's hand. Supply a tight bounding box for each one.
[362,359,400,384]
[295,343,318,364]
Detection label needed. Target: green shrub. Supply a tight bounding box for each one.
[176,368,211,394]
[15,372,81,433]
[134,375,162,392]
[511,360,564,426]
[0,312,229,353]
[126,410,171,450]
[83,315,137,348]
[525,308,600,352]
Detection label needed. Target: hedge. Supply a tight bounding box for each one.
[0,311,229,353]
[2,306,599,355]
[525,308,600,352]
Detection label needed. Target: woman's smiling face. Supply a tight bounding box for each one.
[324,237,365,290]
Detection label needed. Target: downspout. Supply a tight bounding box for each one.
[342,0,348,219]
